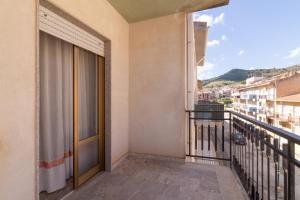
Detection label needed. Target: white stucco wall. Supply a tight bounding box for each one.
[0,1,37,199]
[0,0,129,199]
[129,13,186,158]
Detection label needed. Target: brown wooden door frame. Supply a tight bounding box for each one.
[73,46,105,188]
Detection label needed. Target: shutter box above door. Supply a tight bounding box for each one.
[39,6,105,57]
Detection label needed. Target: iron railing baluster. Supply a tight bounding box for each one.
[274,138,279,200]
[215,124,218,152]
[201,124,204,151]
[266,135,271,200]
[283,144,288,200]
[248,124,251,193]
[208,124,210,151]
[255,128,260,200]
[251,126,255,199]
[287,141,295,200]
[195,123,198,150]
[222,123,225,152]
[229,112,232,168]
[188,111,191,155]
[260,130,265,200]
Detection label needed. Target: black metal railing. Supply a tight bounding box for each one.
[186,110,300,200]
[186,110,232,163]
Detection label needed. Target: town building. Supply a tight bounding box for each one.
[276,93,300,134]
[197,80,204,90]
[233,72,300,134]
[197,86,232,102]
[197,90,217,101]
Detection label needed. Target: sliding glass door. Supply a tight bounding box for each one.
[73,46,105,188]
[39,31,105,194]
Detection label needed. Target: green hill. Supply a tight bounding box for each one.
[204,80,237,88]
[203,64,300,88]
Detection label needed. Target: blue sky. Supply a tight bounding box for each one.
[194,0,300,80]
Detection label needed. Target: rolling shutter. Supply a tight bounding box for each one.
[39,6,105,56]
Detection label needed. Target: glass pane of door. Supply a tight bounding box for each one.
[78,48,98,141]
[78,140,98,176]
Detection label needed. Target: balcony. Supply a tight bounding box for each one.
[246,106,257,114]
[276,114,292,123]
[240,95,248,100]
[240,94,258,101]
[266,95,275,101]
[292,117,300,126]
[257,106,266,114]
[259,95,268,99]
[266,111,275,117]
[248,94,258,101]
[186,110,300,200]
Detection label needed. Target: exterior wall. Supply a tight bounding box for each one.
[0,0,129,199]
[0,1,37,199]
[237,84,276,121]
[186,13,196,111]
[277,73,300,97]
[236,74,300,131]
[276,101,300,133]
[129,13,186,158]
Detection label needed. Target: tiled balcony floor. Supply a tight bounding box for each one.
[64,156,246,200]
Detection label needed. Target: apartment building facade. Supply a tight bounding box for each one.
[233,72,300,134]
[276,93,300,133]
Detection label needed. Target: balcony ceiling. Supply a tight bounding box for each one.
[107,0,229,23]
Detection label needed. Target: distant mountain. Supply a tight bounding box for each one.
[203,64,300,88]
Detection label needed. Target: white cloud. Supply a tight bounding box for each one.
[214,13,225,25]
[206,36,227,48]
[285,47,300,59]
[207,40,220,47]
[238,50,245,56]
[221,35,228,41]
[197,62,215,80]
[249,67,255,70]
[193,13,225,27]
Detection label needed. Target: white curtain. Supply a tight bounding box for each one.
[39,32,73,193]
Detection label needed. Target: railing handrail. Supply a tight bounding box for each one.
[186,110,228,113]
[186,110,300,145]
[230,110,300,145]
